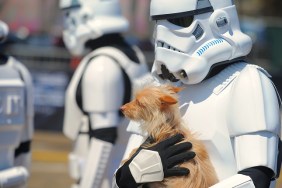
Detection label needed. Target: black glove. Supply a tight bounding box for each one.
[238,166,274,188]
[116,133,195,188]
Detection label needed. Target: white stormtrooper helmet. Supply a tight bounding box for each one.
[0,20,9,43]
[151,0,252,84]
[60,0,129,56]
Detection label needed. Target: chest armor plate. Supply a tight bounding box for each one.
[177,63,247,180]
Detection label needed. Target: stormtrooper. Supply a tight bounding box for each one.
[114,0,282,188]
[59,0,149,187]
[0,20,34,187]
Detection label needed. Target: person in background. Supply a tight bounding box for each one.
[114,0,282,188]
[59,0,149,187]
[0,20,34,188]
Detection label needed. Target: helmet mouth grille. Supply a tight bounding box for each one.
[156,41,185,54]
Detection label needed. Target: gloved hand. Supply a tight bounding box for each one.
[116,134,195,188]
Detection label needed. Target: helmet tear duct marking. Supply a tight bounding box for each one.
[192,24,204,40]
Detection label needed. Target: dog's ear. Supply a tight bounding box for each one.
[166,85,183,93]
[160,95,177,105]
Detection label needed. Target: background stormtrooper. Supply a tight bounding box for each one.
[59,0,149,187]
[114,0,282,188]
[0,20,34,188]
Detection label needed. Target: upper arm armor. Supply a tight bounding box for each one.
[82,55,125,113]
[228,65,281,136]
[227,65,281,176]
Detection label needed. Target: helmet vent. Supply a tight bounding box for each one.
[192,24,204,40]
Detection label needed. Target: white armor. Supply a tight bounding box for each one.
[178,63,280,187]
[64,47,148,188]
[113,0,281,187]
[60,1,149,187]
[0,21,34,188]
[115,64,281,188]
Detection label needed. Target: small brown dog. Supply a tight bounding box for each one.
[120,84,218,188]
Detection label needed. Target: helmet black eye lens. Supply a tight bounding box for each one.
[167,16,194,27]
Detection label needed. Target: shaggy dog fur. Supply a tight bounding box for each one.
[120,84,218,188]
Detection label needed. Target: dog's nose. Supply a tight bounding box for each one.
[120,105,125,112]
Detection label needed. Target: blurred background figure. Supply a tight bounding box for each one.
[0,20,33,188]
[59,0,149,187]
